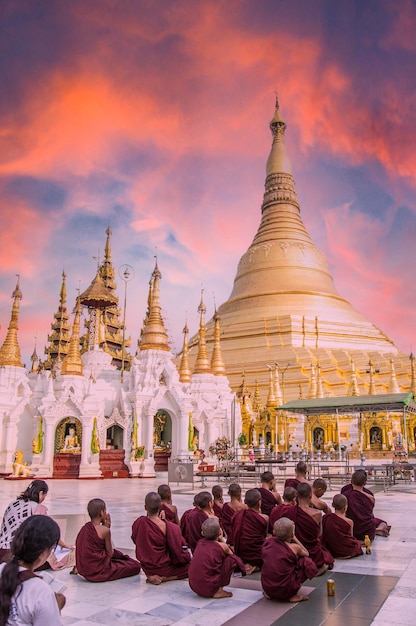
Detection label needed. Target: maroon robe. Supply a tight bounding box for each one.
[75,521,140,582]
[232,509,268,566]
[270,503,297,529]
[180,508,209,552]
[284,506,334,569]
[322,513,363,558]
[341,485,385,541]
[160,503,177,524]
[131,516,190,578]
[213,501,223,520]
[258,487,279,517]
[221,502,236,545]
[189,538,245,597]
[284,478,300,489]
[261,537,318,601]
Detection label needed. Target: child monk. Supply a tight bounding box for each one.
[232,488,268,572]
[221,483,247,546]
[258,471,282,518]
[311,478,331,513]
[180,491,216,552]
[341,470,390,540]
[270,486,297,528]
[212,485,224,519]
[262,517,318,602]
[75,498,141,582]
[284,461,310,489]
[132,492,190,584]
[188,517,246,599]
[158,484,180,525]
[322,494,363,559]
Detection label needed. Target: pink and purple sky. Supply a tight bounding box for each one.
[0,0,415,366]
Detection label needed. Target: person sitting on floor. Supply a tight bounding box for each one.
[284,483,334,575]
[341,470,390,540]
[0,515,65,626]
[180,491,215,552]
[74,498,141,582]
[232,488,269,572]
[221,483,247,546]
[311,478,331,513]
[158,484,180,525]
[212,485,224,520]
[258,471,282,518]
[188,517,246,599]
[131,492,190,584]
[284,461,310,490]
[322,494,363,559]
[261,517,318,603]
[270,486,297,528]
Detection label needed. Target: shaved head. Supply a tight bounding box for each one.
[145,491,162,515]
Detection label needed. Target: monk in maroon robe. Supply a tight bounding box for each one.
[131,492,190,584]
[180,491,215,552]
[341,470,389,540]
[221,483,247,545]
[212,485,224,523]
[258,471,282,519]
[158,484,179,525]
[322,494,363,559]
[232,489,268,569]
[284,484,334,575]
[262,517,318,602]
[284,461,310,490]
[189,518,246,598]
[270,486,297,528]
[75,498,140,582]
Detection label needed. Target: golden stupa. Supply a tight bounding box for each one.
[185,99,412,402]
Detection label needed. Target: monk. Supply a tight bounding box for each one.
[258,471,282,518]
[262,517,318,602]
[284,461,309,489]
[232,488,268,571]
[270,486,297,528]
[284,483,334,575]
[158,484,180,525]
[75,498,141,582]
[221,483,247,546]
[131,492,190,584]
[341,470,390,540]
[189,518,246,599]
[180,491,215,552]
[212,485,224,520]
[322,494,363,559]
[311,478,331,513]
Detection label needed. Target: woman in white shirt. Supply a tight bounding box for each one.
[0,515,64,626]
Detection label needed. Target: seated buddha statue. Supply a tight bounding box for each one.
[61,426,81,453]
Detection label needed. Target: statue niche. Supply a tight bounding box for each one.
[369,426,382,450]
[55,418,82,454]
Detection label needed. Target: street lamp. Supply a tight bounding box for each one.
[118,264,134,383]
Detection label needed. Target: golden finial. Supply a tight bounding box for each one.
[0,275,23,367]
[179,321,191,382]
[274,363,283,405]
[61,297,83,376]
[139,259,169,351]
[316,363,324,398]
[266,365,276,407]
[105,226,112,260]
[366,359,379,395]
[388,358,400,393]
[30,334,38,373]
[211,309,226,376]
[253,378,262,414]
[349,360,360,396]
[308,363,317,399]
[193,290,212,374]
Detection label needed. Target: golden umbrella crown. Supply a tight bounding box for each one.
[79,270,118,309]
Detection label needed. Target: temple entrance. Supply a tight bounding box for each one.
[53,417,82,478]
[313,427,324,450]
[265,430,272,446]
[154,409,172,470]
[106,424,123,450]
[370,426,382,450]
[100,424,129,478]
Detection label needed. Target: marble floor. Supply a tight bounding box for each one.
[1,475,415,626]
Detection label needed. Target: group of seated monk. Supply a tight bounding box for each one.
[70,466,389,603]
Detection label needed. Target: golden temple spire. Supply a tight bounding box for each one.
[210,309,226,375]
[308,363,317,399]
[367,359,378,395]
[388,359,400,393]
[410,353,416,396]
[193,291,212,373]
[0,277,23,367]
[105,225,111,261]
[349,360,360,396]
[30,340,39,373]
[44,270,71,369]
[237,371,251,405]
[266,365,276,407]
[316,363,324,398]
[61,297,83,376]
[273,363,283,405]
[266,94,292,176]
[139,260,170,351]
[253,378,262,414]
[178,321,191,383]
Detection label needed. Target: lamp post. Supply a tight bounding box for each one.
[118,264,134,383]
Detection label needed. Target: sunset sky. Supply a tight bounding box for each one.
[1,0,415,366]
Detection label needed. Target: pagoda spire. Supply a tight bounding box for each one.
[266,365,276,407]
[349,360,360,396]
[100,226,116,290]
[367,359,378,395]
[210,309,226,375]
[0,277,23,367]
[316,363,324,398]
[253,379,262,414]
[61,297,83,376]
[193,291,212,373]
[139,260,169,351]
[178,321,191,383]
[30,339,39,373]
[44,271,71,369]
[388,359,400,393]
[308,364,317,399]
[274,363,283,405]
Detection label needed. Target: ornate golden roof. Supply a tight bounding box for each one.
[139,260,170,351]
[179,322,191,383]
[0,277,23,367]
[79,270,118,309]
[210,310,226,375]
[44,270,71,369]
[61,297,83,376]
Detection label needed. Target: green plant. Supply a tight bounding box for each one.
[237,432,247,446]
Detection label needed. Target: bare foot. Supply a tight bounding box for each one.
[289,593,308,602]
[213,588,233,598]
[245,564,258,575]
[316,564,329,576]
[263,591,271,600]
[146,575,163,585]
[70,566,78,575]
